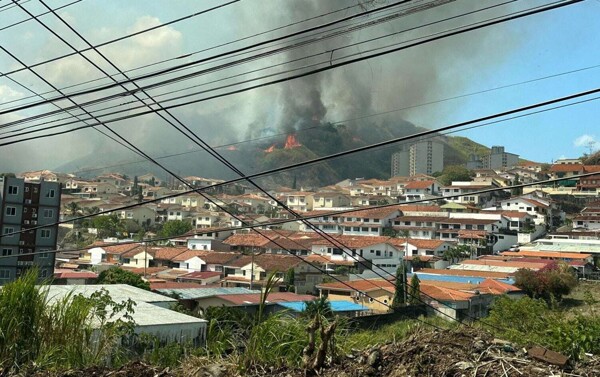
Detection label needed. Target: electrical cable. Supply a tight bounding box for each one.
[0,0,82,31]
[0,0,579,143]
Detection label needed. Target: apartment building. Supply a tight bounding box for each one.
[391,139,444,177]
[0,177,61,283]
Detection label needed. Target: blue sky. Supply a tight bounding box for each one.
[0,0,598,174]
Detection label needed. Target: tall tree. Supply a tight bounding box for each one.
[392,262,407,309]
[159,220,192,238]
[408,275,421,305]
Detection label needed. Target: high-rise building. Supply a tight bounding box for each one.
[391,139,444,177]
[466,146,519,171]
[0,177,61,284]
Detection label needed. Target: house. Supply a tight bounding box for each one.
[78,182,119,197]
[170,250,240,272]
[121,246,154,268]
[53,269,98,285]
[441,181,496,206]
[18,170,73,183]
[82,242,142,265]
[400,238,454,258]
[337,206,402,236]
[317,279,395,313]
[284,192,314,212]
[115,206,155,227]
[497,196,554,225]
[177,271,223,285]
[97,173,128,188]
[147,247,188,267]
[312,191,352,209]
[402,180,440,202]
[165,205,193,221]
[143,187,171,200]
[310,235,404,273]
[392,214,448,239]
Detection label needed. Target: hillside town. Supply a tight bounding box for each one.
[2,0,600,375]
[2,149,599,336]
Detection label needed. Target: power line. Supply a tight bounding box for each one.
[0,46,152,160]
[0,0,423,114]
[1,84,598,240]
[0,0,372,108]
[0,0,580,144]
[0,0,241,76]
[9,54,600,175]
[0,0,495,134]
[0,0,82,32]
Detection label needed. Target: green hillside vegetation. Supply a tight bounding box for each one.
[444,136,490,165]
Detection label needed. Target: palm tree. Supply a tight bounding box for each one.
[66,202,80,216]
[303,296,333,320]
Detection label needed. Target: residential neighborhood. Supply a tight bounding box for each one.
[1,1,599,374]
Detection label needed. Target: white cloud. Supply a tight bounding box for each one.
[574,134,599,149]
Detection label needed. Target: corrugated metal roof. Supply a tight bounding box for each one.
[46,284,176,304]
[277,300,368,312]
[155,287,259,300]
[415,273,514,285]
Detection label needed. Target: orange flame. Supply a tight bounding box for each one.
[284,134,301,149]
[227,145,238,151]
[264,145,276,153]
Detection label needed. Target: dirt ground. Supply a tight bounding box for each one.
[25,327,600,377]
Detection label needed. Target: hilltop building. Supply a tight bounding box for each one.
[391,139,444,177]
[0,177,61,283]
[466,146,519,170]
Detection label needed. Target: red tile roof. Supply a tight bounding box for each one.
[53,269,98,279]
[177,271,222,280]
[478,279,521,293]
[225,253,303,270]
[500,251,592,260]
[404,180,437,189]
[149,247,188,260]
[420,285,475,302]
[304,254,355,266]
[398,205,442,212]
[418,268,512,279]
[549,164,583,172]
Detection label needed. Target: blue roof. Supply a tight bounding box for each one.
[413,273,515,285]
[155,287,260,300]
[277,300,368,312]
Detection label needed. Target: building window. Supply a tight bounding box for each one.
[8,186,18,195]
[0,269,10,279]
[3,227,14,237]
[43,209,54,218]
[45,189,56,198]
[41,229,51,238]
[2,248,12,256]
[5,207,16,216]
[40,250,49,258]
[40,270,48,278]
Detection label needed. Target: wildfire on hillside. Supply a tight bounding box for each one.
[264,145,276,153]
[227,145,238,151]
[284,134,301,149]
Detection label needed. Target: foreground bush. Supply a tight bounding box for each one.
[486,295,600,360]
[0,269,135,372]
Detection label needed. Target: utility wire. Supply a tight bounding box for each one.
[32,0,457,325]
[0,46,153,161]
[0,0,374,106]
[1,87,598,240]
[0,0,241,76]
[0,0,423,113]
[0,0,580,143]
[0,0,497,133]
[0,0,81,32]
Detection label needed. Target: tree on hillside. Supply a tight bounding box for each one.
[66,202,81,216]
[514,261,578,300]
[97,267,150,290]
[284,268,295,292]
[438,165,473,186]
[0,172,15,178]
[159,220,192,238]
[443,244,471,264]
[408,275,421,306]
[92,214,124,238]
[392,262,407,309]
